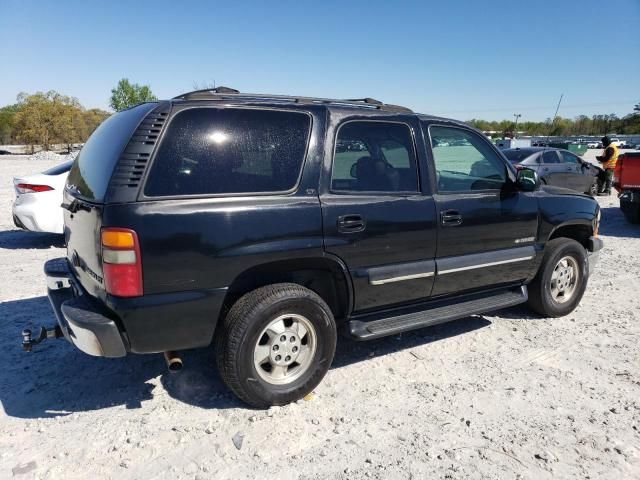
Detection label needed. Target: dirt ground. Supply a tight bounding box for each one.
[1,153,639,479]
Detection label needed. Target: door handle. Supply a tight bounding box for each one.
[337,214,366,233]
[441,209,462,226]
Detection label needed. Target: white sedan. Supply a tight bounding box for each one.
[12,160,72,234]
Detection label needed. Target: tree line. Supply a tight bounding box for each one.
[0,79,156,151]
[467,104,640,138]
[1,80,638,149]
[0,92,110,151]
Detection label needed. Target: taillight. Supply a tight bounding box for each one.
[16,183,54,194]
[101,228,143,297]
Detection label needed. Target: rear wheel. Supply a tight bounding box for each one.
[215,283,337,408]
[621,200,640,224]
[527,238,588,317]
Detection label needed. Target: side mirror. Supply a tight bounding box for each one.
[516,168,540,192]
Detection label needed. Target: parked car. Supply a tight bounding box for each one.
[502,147,602,195]
[587,141,601,149]
[12,160,73,234]
[26,89,602,408]
[613,152,640,223]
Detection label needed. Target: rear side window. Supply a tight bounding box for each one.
[331,121,418,192]
[67,103,157,201]
[503,150,537,164]
[144,108,311,197]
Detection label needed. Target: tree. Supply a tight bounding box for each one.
[14,91,64,151]
[0,104,19,144]
[109,78,157,112]
[12,91,110,151]
[83,108,110,136]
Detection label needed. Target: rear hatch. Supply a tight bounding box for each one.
[64,102,159,298]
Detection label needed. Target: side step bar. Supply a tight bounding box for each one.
[347,286,527,340]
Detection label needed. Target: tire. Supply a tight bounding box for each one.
[527,238,589,317]
[588,179,598,196]
[621,201,640,224]
[215,283,337,408]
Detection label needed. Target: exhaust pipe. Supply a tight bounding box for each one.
[163,351,183,372]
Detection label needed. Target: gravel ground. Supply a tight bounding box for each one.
[1,153,639,479]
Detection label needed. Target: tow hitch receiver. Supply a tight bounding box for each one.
[22,326,63,352]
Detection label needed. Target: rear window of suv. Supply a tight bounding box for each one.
[67,103,157,202]
[144,108,311,197]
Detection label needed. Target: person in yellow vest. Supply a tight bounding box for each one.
[595,136,618,195]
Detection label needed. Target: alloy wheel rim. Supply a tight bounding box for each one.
[253,313,317,385]
[550,255,579,304]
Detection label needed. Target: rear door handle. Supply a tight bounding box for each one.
[441,209,462,226]
[337,214,366,233]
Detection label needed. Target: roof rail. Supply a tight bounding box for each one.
[173,86,239,100]
[172,88,413,113]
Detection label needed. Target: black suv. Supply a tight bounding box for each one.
[31,88,603,407]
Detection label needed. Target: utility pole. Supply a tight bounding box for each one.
[513,114,522,139]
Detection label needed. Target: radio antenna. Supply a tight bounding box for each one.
[544,94,564,147]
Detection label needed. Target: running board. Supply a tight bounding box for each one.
[347,286,527,340]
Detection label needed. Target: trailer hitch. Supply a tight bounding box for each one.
[21,326,63,352]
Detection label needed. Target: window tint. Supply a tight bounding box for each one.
[43,160,73,176]
[144,108,311,196]
[541,151,560,164]
[67,103,157,201]
[559,151,579,164]
[503,149,538,164]
[331,122,418,192]
[428,126,506,192]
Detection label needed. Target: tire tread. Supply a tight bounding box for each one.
[215,283,334,407]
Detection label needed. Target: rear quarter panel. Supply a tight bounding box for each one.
[102,196,324,295]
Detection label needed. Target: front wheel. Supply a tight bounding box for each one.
[215,283,337,408]
[588,179,598,196]
[527,238,589,317]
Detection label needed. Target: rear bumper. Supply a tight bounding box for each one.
[45,258,127,357]
[45,257,228,356]
[13,201,64,234]
[586,236,603,276]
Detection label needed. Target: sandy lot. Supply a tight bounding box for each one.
[1,153,639,479]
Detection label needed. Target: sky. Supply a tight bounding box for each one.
[1,0,639,121]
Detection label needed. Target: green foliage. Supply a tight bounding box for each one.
[11,91,109,151]
[109,78,157,112]
[0,104,19,144]
[467,109,640,137]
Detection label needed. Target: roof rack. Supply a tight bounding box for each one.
[172,87,413,113]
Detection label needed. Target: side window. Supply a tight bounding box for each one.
[559,151,578,164]
[541,151,560,164]
[144,108,311,197]
[331,122,418,192]
[427,125,506,192]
